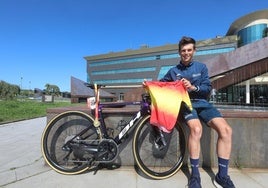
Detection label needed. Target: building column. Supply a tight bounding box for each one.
[246,80,250,104]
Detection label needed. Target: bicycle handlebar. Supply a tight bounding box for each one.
[84,83,142,89]
[84,83,104,89]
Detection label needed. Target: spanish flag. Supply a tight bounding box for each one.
[145,81,192,132]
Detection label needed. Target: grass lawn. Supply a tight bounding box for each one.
[0,99,83,124]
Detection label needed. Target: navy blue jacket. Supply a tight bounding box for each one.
[160,61,212,100]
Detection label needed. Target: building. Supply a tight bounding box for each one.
[70,76,115,103]
[81,9,268,106]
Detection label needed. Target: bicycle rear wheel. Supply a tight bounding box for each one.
[41,111,98,175]
[132,115,186,179]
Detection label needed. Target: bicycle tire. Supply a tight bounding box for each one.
[41,111,98,175]
[132,115,186,179]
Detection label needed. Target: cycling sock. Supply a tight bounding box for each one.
[218,157,229,177]
[190,158,200,177]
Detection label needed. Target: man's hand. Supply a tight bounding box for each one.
[142,79,147,87]
[181,78,196,91]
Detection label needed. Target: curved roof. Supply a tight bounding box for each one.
[226,9,268,35]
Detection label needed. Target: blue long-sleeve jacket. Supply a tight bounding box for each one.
[160,61,212,100]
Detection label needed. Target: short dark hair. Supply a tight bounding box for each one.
[178,36,196,51]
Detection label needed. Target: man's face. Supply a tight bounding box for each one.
[179,43,195,65]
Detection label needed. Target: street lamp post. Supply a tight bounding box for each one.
[20,77,23,89]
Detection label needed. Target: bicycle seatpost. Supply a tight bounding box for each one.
[93,83,100,127]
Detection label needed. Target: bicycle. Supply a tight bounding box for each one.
[41,82,187,179]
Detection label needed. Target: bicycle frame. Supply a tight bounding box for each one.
[87,84,151,144]
[98,100,150,144]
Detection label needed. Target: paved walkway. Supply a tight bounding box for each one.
[0,117,268,188]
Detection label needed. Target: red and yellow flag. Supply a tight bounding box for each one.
[145,81,192,132]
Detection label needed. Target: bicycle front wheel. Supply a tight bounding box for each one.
[132,115,186,179]
[41,111,98,175]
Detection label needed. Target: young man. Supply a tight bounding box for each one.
[160,36,235,188]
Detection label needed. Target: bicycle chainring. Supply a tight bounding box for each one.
[97,139,118,162]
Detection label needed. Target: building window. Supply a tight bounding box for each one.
[91,67,156,75]
[237,24,267,47]
[119,93,124,101]
[196,47,235,55]
[215,74,268,107]
[157,66,174,80]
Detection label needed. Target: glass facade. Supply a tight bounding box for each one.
[90,56,156,67]
[157,66,174,80]
[88,47,235,85]
[91,67,156,76]
[195,47,235,55]
[237,24,267,47]
[210,70,268,107]
[90,47,234,67]
[215,83,268,106]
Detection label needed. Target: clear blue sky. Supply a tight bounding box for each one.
[0,0,267,92]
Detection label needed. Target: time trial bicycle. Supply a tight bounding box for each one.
[41,83,187,179]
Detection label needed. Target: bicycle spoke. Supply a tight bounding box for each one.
[132,115,186,179]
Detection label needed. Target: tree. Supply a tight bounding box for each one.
[0,80,20,100]
[44,83,60,96]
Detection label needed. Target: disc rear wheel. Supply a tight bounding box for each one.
[41,111,98,175]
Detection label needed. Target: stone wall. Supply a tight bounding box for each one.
[47,106,268,168]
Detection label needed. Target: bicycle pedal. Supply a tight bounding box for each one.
[98,163,121,170]
[106,163,121,170]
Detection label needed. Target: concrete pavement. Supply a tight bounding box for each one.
[0,117,268,188]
